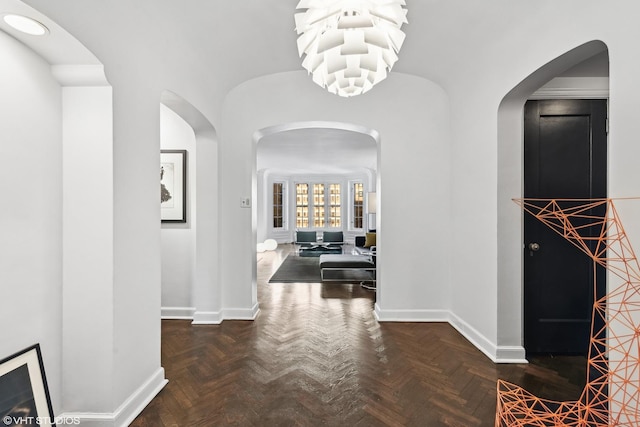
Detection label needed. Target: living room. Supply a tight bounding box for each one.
[256,124,377,246]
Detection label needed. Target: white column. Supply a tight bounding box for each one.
[61,83,115,412]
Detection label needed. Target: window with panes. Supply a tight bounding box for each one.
[328,183,341,228]
[295,183,309,228]
[273,182,284,229]
[352,182,364,230]
[294,182,341,228]
[313,184,325,228]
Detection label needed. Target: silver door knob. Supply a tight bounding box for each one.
[528,242,540,251]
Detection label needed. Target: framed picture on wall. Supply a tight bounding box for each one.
[0,344,56,427]
[161,149,187,223]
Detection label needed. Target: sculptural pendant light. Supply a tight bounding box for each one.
[294,0,408,97]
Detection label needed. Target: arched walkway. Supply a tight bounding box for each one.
[160,90,221,325]
[252,121,381,307]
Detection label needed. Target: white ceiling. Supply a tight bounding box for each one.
[15,0,612,98]
[10,0,610,177]
[257,127,376,175]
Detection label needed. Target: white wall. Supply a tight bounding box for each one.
[0,30,63,414]
[437,3,640,362]
[1,11,167,424]
[220,71,452,322]
[160,104,197,315]
[61,82,115,414]
[110,83,165,426]
[0,21,164,423]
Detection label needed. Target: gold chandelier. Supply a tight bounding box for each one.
[294,0,408,97]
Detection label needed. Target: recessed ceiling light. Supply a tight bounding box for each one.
[3,14,49,36]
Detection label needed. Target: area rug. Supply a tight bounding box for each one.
[268,255,375,284]
[268,255,321,283]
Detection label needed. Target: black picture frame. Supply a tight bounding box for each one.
[161,149,187,223]
[0,344,55,427]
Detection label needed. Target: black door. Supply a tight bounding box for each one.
[524,99,607,355]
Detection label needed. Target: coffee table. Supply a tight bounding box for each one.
[298,245,343,257]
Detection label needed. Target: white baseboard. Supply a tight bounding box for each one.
[190,303,260,325]
[59,367,168,427]
[447,312,501,362]
[224,302,260,320]
[174,304,526,363]
[192,303,260,325]
[447,313,527,363]
[375,304,527,364]
[161,306,195,320]
[192,310,223,325]
[494,346,528,364]
[374,304,449,322]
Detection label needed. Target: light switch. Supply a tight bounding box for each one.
[241,197,251,208]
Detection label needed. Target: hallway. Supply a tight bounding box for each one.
[132,245,585,426]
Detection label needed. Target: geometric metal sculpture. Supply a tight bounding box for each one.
[496,198,640,426]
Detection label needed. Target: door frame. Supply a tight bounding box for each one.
[522,99,608,355]
[495,40,609,363]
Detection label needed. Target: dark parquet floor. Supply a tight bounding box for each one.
[131,245,586,426]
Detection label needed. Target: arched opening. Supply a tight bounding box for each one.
[253,121,380,309]
[160,90,220,325]
[496,40,609,362]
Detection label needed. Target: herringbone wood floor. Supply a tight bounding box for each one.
[131,245,585,426]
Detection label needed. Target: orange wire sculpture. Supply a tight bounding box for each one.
[496,198,640,427]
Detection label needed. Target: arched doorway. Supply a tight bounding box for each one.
[496,40,609,361]
[160,90,221,325]
[252,121,381,306]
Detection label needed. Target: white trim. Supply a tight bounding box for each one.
[178,305,526,363]
[51,64,110,87]
[447,312,526,363]
[447,312,498,362]
[495,346,528,364]
[529,76,609,99]
[191,304,260,324]
[224,303,260,320]
[374,306,449,322]
[192,310,223,325]
[254,121,380,144]
[161,306,195,320]
[59,367,168,427]
[375,306,527,364]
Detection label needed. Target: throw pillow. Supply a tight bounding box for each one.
[364,232,376,248]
